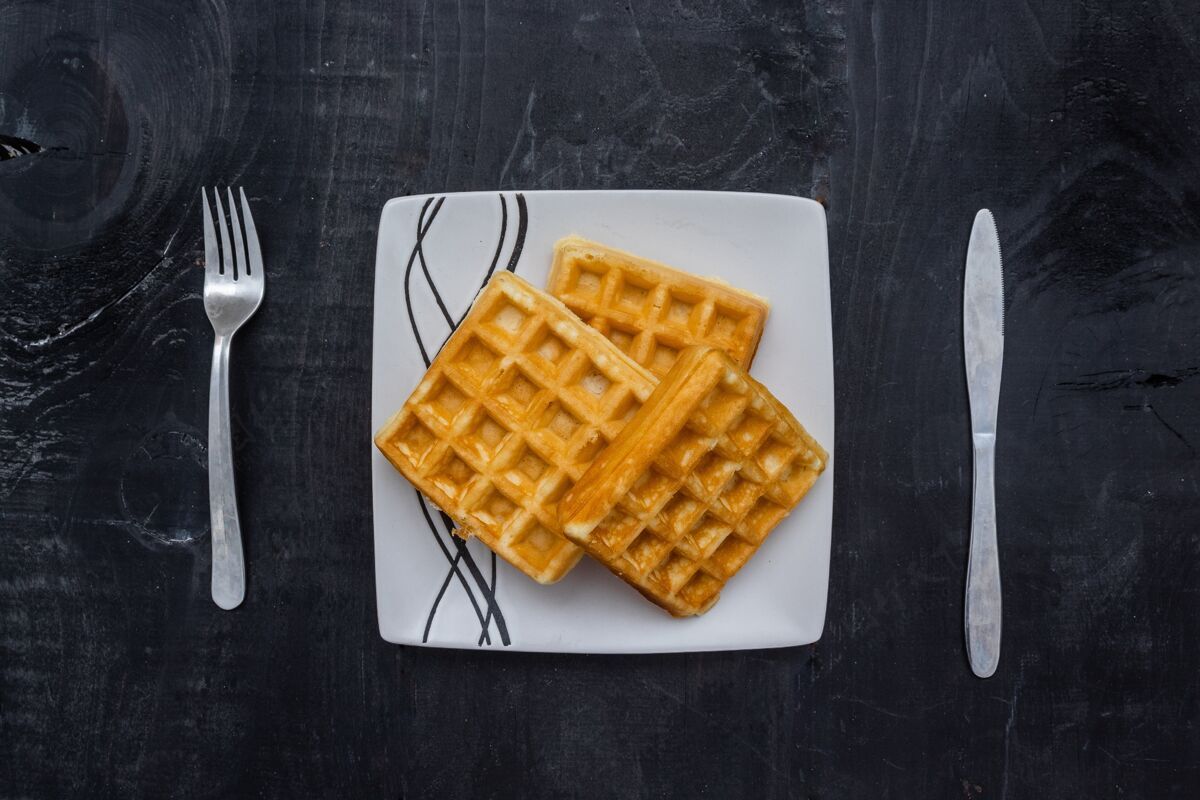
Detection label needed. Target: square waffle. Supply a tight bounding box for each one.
[546,236,770,378]
[558,346,828,615]
[374,271,658,584]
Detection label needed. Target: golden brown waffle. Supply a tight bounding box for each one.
[374,271,658,584]
[558,346,828,615]
[546,236,770,378]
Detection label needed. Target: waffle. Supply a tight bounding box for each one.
[558,346,828,615]
[374,271,658,584]
[546,236,770,378]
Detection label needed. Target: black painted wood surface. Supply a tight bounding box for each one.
[2,2,1197,797]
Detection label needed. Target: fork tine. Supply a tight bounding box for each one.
[238,187,263,280]
[227,187,246,282]
[202,189,219,276]
[213,187,235,278]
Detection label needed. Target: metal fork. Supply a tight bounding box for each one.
[201,187,265,610]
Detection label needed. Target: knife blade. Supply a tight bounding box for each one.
[963,208,1004,678]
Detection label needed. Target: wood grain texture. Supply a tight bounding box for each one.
[0,1,1197,797]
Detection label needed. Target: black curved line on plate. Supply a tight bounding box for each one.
[416,490,491,641]
[404,196,445,367]
[477,551,498,646]
[418,224,456,329]
[423,502,509,646]
[454,194,508,328]
[424,551,461,643]
[504,193,528,273]
[478,194,510,288]
[411,193,515,646]
[439,510,510,645]
[424,546,472,644]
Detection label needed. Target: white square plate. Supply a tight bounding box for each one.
[371,191,833,653]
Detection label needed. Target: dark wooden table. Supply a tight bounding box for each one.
[2,2,1197,797]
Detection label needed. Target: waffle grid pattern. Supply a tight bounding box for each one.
[375,272,656,583]
[563,349,826,614]
[547,237,769,378]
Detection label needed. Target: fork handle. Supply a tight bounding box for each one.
[965,434,1001,677]
[209,333,245,610]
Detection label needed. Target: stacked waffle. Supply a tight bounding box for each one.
[375,238,827,616]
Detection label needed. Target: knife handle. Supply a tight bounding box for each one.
[966,434,1001,677]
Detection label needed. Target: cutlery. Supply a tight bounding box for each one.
[201,187,264,610]
[963,208,1004,677]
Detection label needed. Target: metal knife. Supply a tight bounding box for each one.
[963,208,1004,678]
